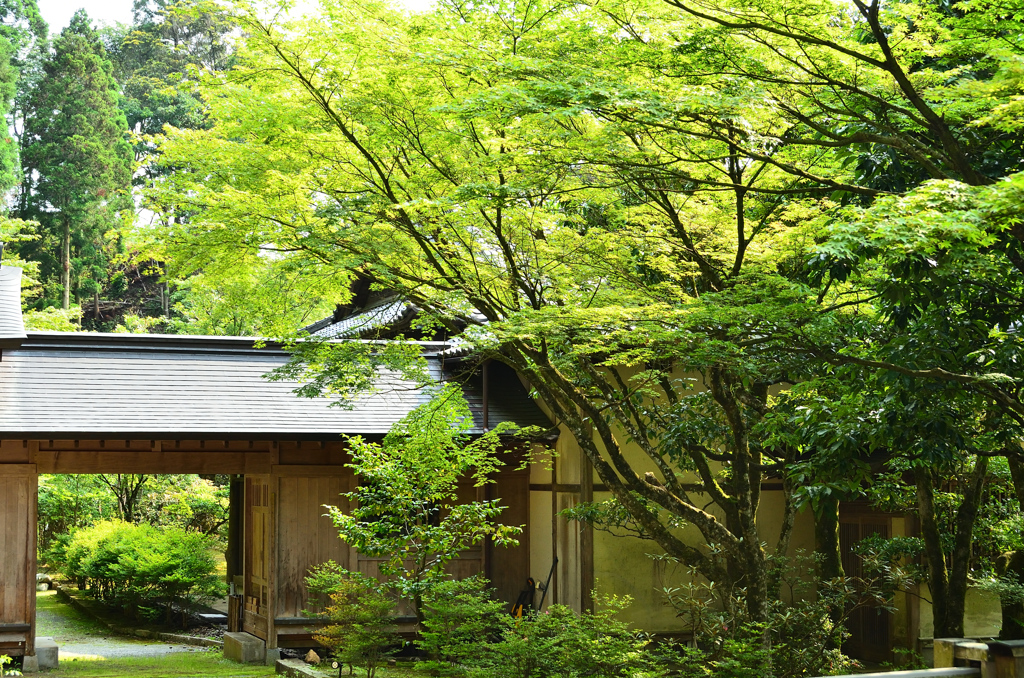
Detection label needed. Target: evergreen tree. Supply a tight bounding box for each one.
[21,10,132,310]
[0,0,46,193]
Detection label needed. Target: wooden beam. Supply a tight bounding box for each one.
[35,451,250,474]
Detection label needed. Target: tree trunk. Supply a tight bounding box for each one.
[1000,455,1024,639]
[997,550,1024,640]
[917,458,988,638]
[917,467,952,635]
[946,456,988,636]
[61,218,71,310]
[815,495,844,580]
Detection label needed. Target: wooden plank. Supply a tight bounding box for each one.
[39,451,249,474]
[550,451,558,608]
[0,468,34,656]
[25,471,36,657]
[270,465,349,477]
[0,464,35,477]
[267,478,278,649]
[274,474,351,620]
[488,469,531,606]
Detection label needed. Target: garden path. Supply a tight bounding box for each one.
[35,591,204,660]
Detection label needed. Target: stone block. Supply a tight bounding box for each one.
[265,647,282,666]
[275,658,319,677]
[20,655,38,674]
[934,638,970,668]
[35,637,58,670]
[223,631,266,664]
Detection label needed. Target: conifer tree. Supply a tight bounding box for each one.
[21,10,132,310]
[0,0,46,192]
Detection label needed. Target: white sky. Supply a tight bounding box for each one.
[39,0,135,32]
[38,0,432,33]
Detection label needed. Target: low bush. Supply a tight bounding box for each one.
[310,569,398,678]
[475,596,658,678]
[53,520,224,628]
[418,576,506,676]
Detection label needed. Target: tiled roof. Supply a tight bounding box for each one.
[0,267,26,349]
[0,332,552,439]
[308,299,416,339]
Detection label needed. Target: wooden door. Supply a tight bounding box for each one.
[0,467,36,658]
[840,517,893,663]
[275,474,352,620]
[486,469,530,607]
[243,475,272,640]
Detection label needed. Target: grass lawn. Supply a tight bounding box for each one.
[46,650,278,677]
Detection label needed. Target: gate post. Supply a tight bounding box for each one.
[0,464,37,664]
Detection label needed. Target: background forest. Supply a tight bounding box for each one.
[9,0,1024,671]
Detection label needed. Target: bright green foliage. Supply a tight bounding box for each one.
[418,577,506,676]
[38,475,118,556]
[309,570,397,678]
[0,653,21,676]
[135,475,229,537]
[477,598,656,678]
[146,0,1024,636]
[39,474,228,571]
[20,10,132,310]
[55,520,224,628]
[323,385,523,620]
[161,262,343,337]
[22,306,82,330]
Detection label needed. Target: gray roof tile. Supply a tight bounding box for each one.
[0,332,552,439]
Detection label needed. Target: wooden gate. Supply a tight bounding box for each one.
[243,475,272,641]
[840,515,893,663]
[0,466,36,658]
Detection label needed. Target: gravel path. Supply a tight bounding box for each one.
[35,590,205,660]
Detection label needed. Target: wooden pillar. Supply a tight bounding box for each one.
[579,450,594,613]
[226,475,243,588]
[0,465,37,659]
[550,451,558,608]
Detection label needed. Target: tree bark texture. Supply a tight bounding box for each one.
[61,218,71,310]
[917,458,988,638]
[815,496,844,580]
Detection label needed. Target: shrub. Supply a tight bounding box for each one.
[0,654,21,676]
[312,570,398,678]
[663,577,855,678]
[476,598,657,678]
[54,520,224,628]
[418,576,506,676]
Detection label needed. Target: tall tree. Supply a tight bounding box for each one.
[0,0,46,193]
[149,0,1024,630]
[21,10,132,310]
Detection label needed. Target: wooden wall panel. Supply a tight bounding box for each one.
[487,470,530,607]
[0,466,36,657]
[275,472,352,619]
[243,475,271,641]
